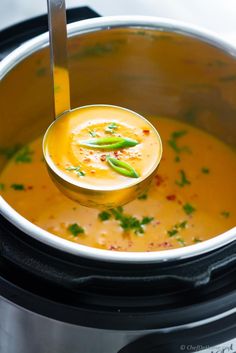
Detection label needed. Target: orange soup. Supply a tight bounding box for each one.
[0,116,235,252]
[44,105,162,188]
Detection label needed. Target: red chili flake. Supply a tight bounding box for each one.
[83,157,91,162]
[27,185,34,190]
[114,151,120,159]
[109,245,118,251]
[143,129,150,135]
[166,194,176,201]
[155,174,164,186]
[91,170,96,174]
[158,241,173,248]
[155,221,161,225]
[100,154,106,162]
[177,200,183,205]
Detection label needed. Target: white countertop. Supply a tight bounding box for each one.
[1,0,236,46]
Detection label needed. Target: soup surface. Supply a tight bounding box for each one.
[44,105,162,188]
[0,117,235,252]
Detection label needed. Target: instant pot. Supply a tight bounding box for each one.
[1,7,236,353]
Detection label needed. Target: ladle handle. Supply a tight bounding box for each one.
[47,0,71,118]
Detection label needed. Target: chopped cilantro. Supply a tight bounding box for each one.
[138,193,148,200]
[168,229,178,237]
[0,144,22,160]
[168,130,191,159]
[141,216,154,225]
[171,130,188,139]
[219,75,236,82]
[66,166,85,177]
[11,184,25,190]
[175,170,191,187]
[207,60,227,67]
[177,238,186,246]
[36,67,47,76]
[194,237,202,243]
[88,129,98,137]
[71,41,124,60]
[175,156,181,163]
[98,211,111,221]
[0,183,5,191]
[68,223,84,236]
[183,203,196,215]
[178,220,188,229]
[168,139,181,154]
[201,167,210,174]
[221,211,230,218]
[105,122,118,134]
[15,146,33,163]
[167,220,188,238]
[109,207,153,235]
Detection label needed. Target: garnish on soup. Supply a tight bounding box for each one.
[44,105,162,187]
[1,116,235,252]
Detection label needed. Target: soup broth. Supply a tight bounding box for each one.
[0,116,235,252]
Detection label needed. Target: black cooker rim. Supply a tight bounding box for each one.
[1,273,236,330]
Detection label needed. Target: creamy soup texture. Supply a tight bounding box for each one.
[0,116,235,252]
[44,105,162,188]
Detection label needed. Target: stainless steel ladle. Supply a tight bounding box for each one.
[43,0,162,209]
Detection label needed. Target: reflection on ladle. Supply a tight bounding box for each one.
[43,0,162,208]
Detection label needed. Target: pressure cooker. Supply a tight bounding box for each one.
[0,7,236,353]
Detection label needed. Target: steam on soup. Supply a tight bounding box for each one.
[0,116,235,252]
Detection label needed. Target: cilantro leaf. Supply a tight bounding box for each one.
[105,122,118,134]
[201,167,210,174]
[15,146,33,163]
[177,238,186,246]
[194,237,202,243]
[138,193,148,200]
[167,220,188,238]
[110,207,153,235]
[168,229,178,237]
[183,203,196,215]
[11,184,25,190]
[171,130,188,139]
[68,223,84,236]
[98,211,111,221]
[221,211,230,218]
[66,166,85,177]
[175,170,191,187]
[168,130,191,159]
[141,216,154,225]
[0,144,22,160]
